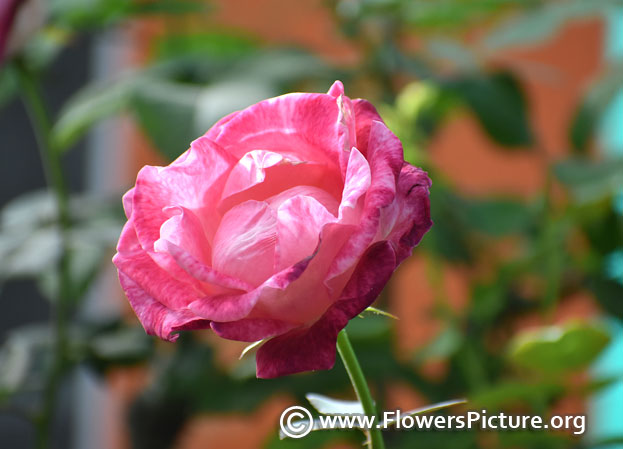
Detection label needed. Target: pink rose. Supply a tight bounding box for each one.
[113,81,431,378]
[0,0,45,64]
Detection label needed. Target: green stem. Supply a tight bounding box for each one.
[14,58,72,449]
[336,330,385,449]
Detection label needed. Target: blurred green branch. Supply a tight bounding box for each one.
[13,58,73,449]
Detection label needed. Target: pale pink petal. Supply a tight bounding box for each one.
[212,92,347,167]
[327,80,344,98]
[122,187,135,218]
[250,222,355,325]
[338,147,371,223]
[154,238,253,293]
[275,195,337,271]
[158,206,211,265]
[219,151,342,213]
[327,121,403,287]
[266,185,339,217]
[188,255,312,321]
[212,200,277,286]
[132,138,236,253]
[221,150,284,200]
[256,240,396,378]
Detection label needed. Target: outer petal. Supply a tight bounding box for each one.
[352,99,385,157]
[132,137,236,253]
[113,220,203,311]
[327,121,403,289]
[256,240,396,378]
[383,164,433,263]
[210,318,297,342]
[211,92,353,170]
[118,272,209,341]
[327,80,344,98]
[202,110,241,141]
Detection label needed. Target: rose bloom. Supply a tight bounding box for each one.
[0,0,45,64]
[113,81,431,378]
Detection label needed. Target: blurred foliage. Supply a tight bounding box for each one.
[1,0,623,448]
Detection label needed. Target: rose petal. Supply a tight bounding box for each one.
[212,200,277,287]
[154,238,253,293]
[0,0,22,63]
[158,206,211,264]
[266,185,339,216]
[132,137,236,253]
[338,147,371,224]
[383,164,433,263]
[352,99,384,158]
[210,318,297,342]
[188,255,312,321]
[122,187,135,218]
[118,272,209,341]
[275,194,337,271]
[251,222,355,326]
[114,220,204,310]
[202,110,241,141]
[219,150,341,213]
[212,92,350,169]
[256,240,396,378]
[327,121,403,286]
[327,80,344,98]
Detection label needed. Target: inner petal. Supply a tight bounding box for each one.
[275,195,337,271]
[267,185,339,217]
[212,200,277,287]
[338,147,371,224]
[158,206,211,265]
[219,149,342,214]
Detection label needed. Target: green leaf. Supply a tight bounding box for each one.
[51,74,138,152]
[0,325,53,399]
[459,197,533,236]
[554,158,623,203]
[50,0,206,29]
[362,306,399,320]
[131,79,200,161]
[238,339,264,360]
[131,79,276,161]
[306,393,364,415]
[383,399,467,428]
[508,321,611,374]
[446,71,533,147]
[588,275,623,319]
[0,66,17,109]
[154,32,257,61]
[469,381,562,410]
[569,64,623,153]
[89,326,153,364]
[483,0,621,51]
[413,325,462,364]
